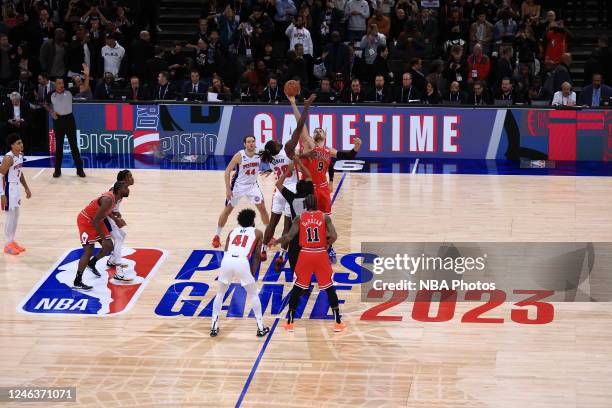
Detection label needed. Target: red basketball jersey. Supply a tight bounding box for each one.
[303,146,331,186]
[298,210,328,250]
[79,191,116,220]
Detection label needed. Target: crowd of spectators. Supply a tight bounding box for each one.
[0,0,611,109]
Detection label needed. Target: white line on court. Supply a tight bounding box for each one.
[411,158,420,174]
[32,169,45,179]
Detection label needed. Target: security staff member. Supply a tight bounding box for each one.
[48,78,86,178]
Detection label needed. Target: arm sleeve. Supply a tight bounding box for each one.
[335,149,358,159]
[280,187,295,202]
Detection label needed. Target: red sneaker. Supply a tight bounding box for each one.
[12,242,26,252]
[283,322,295,332]
[333,322,348,332]
[4,244,19,255]
[274,254,284,272]
[212,235,221,248]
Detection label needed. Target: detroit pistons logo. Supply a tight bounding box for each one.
[18,247,167,315]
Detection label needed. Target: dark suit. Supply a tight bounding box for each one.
[150,83,177,100]
[36,82,55,105]
[409,69,427,94]
[124,86,146,101]
[8,80,35,102]
[443,91,468,104]
[578,84,612,107]
[340,90,365,103]
[394,86,421,103]
[93,82,119,100]
[181,81,207,99]
[259,86,286,103]
[366,87,392,103]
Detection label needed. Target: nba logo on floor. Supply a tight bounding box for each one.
[18,248,167,316]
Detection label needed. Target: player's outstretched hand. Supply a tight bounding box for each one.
[353,137,362,150]
[304,93,316,108]
[25,187,32,199]
[288,95,296,105]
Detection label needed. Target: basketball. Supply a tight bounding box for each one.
[284,80,300,97]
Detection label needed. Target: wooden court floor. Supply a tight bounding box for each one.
[1,168,612,407]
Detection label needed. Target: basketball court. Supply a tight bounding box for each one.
[1,158,612,407]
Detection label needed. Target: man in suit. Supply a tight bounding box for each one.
[93,72,119,100]
[4,92,31,150]
[578,73,612,107]
[366,74,392,102]
[394,72,421,103]
[259,76,286,103]
[150,71,177,100]
[181,69,206,100]
[444,81,468,104]
[408,58,427,95]
[36,73,55,106]
[340,78,365,103]
[124,76,145,101]
[8,71,35,103]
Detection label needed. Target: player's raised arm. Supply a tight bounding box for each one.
[330,137,362,158]
[251,229,263,276]
[294,156,311,181]
[324,214,337,246]
[285,94,316,158]
[224,152,241,201]
[273,217,301,247]
[92,196,113,240]
[288,95,314,150]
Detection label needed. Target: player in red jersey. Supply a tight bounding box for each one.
[270,194,347,332]
[73,181,130,290]
[285,96,362,263]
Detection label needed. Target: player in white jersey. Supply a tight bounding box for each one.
[212,135,270,250]
[104,170,135,281]
[259,140,299,270]
[0,134,32,255]
[210,209,270,337]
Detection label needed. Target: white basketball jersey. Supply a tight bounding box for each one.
[271,149,297,191]
[232,150,260,189]
[5,151,23,183]
[226,226,257,257]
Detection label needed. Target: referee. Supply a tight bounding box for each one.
[48,78,86,178]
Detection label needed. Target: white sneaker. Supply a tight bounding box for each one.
[113,266,133,281]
